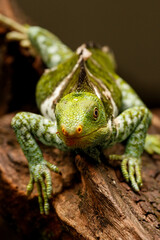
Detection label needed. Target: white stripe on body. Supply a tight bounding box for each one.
[86,68,119,117]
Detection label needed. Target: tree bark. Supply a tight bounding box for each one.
[0,1,160,239]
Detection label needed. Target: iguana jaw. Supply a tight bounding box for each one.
[58,125,111,148]
[63,131,97,147]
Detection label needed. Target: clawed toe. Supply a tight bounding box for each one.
[109,154,142,191]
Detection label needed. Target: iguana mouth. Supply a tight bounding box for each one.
[61,126,107,147]
[65,138,79,147]
[57,130,96,147]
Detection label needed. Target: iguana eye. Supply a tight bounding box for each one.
[93,107,99,120]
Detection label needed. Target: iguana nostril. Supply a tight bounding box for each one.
[61,126,68,136]
[76,125,83,134]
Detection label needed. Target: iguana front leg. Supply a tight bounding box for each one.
[11,112,67,214]
[108,106,151,191]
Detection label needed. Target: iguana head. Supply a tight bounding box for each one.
[55,92,112,148]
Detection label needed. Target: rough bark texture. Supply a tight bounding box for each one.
[0,1,160,239]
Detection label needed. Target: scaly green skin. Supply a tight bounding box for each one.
[3,18,159,214]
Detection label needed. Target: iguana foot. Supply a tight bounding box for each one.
[109,154,142,191]
[27,161,60,215]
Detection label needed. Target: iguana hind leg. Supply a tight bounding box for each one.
[144,134,160,155]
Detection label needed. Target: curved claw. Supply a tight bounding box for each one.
[128,161,139,192]
[135,164,142,187]
[43,168,52,199]
[121,158,129,182]
[109,154,142,192]
[28,161,60,215]
[26,174,34,196]
[36,181,44,214]
[44,160,60,174]
[38,175,50,215]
